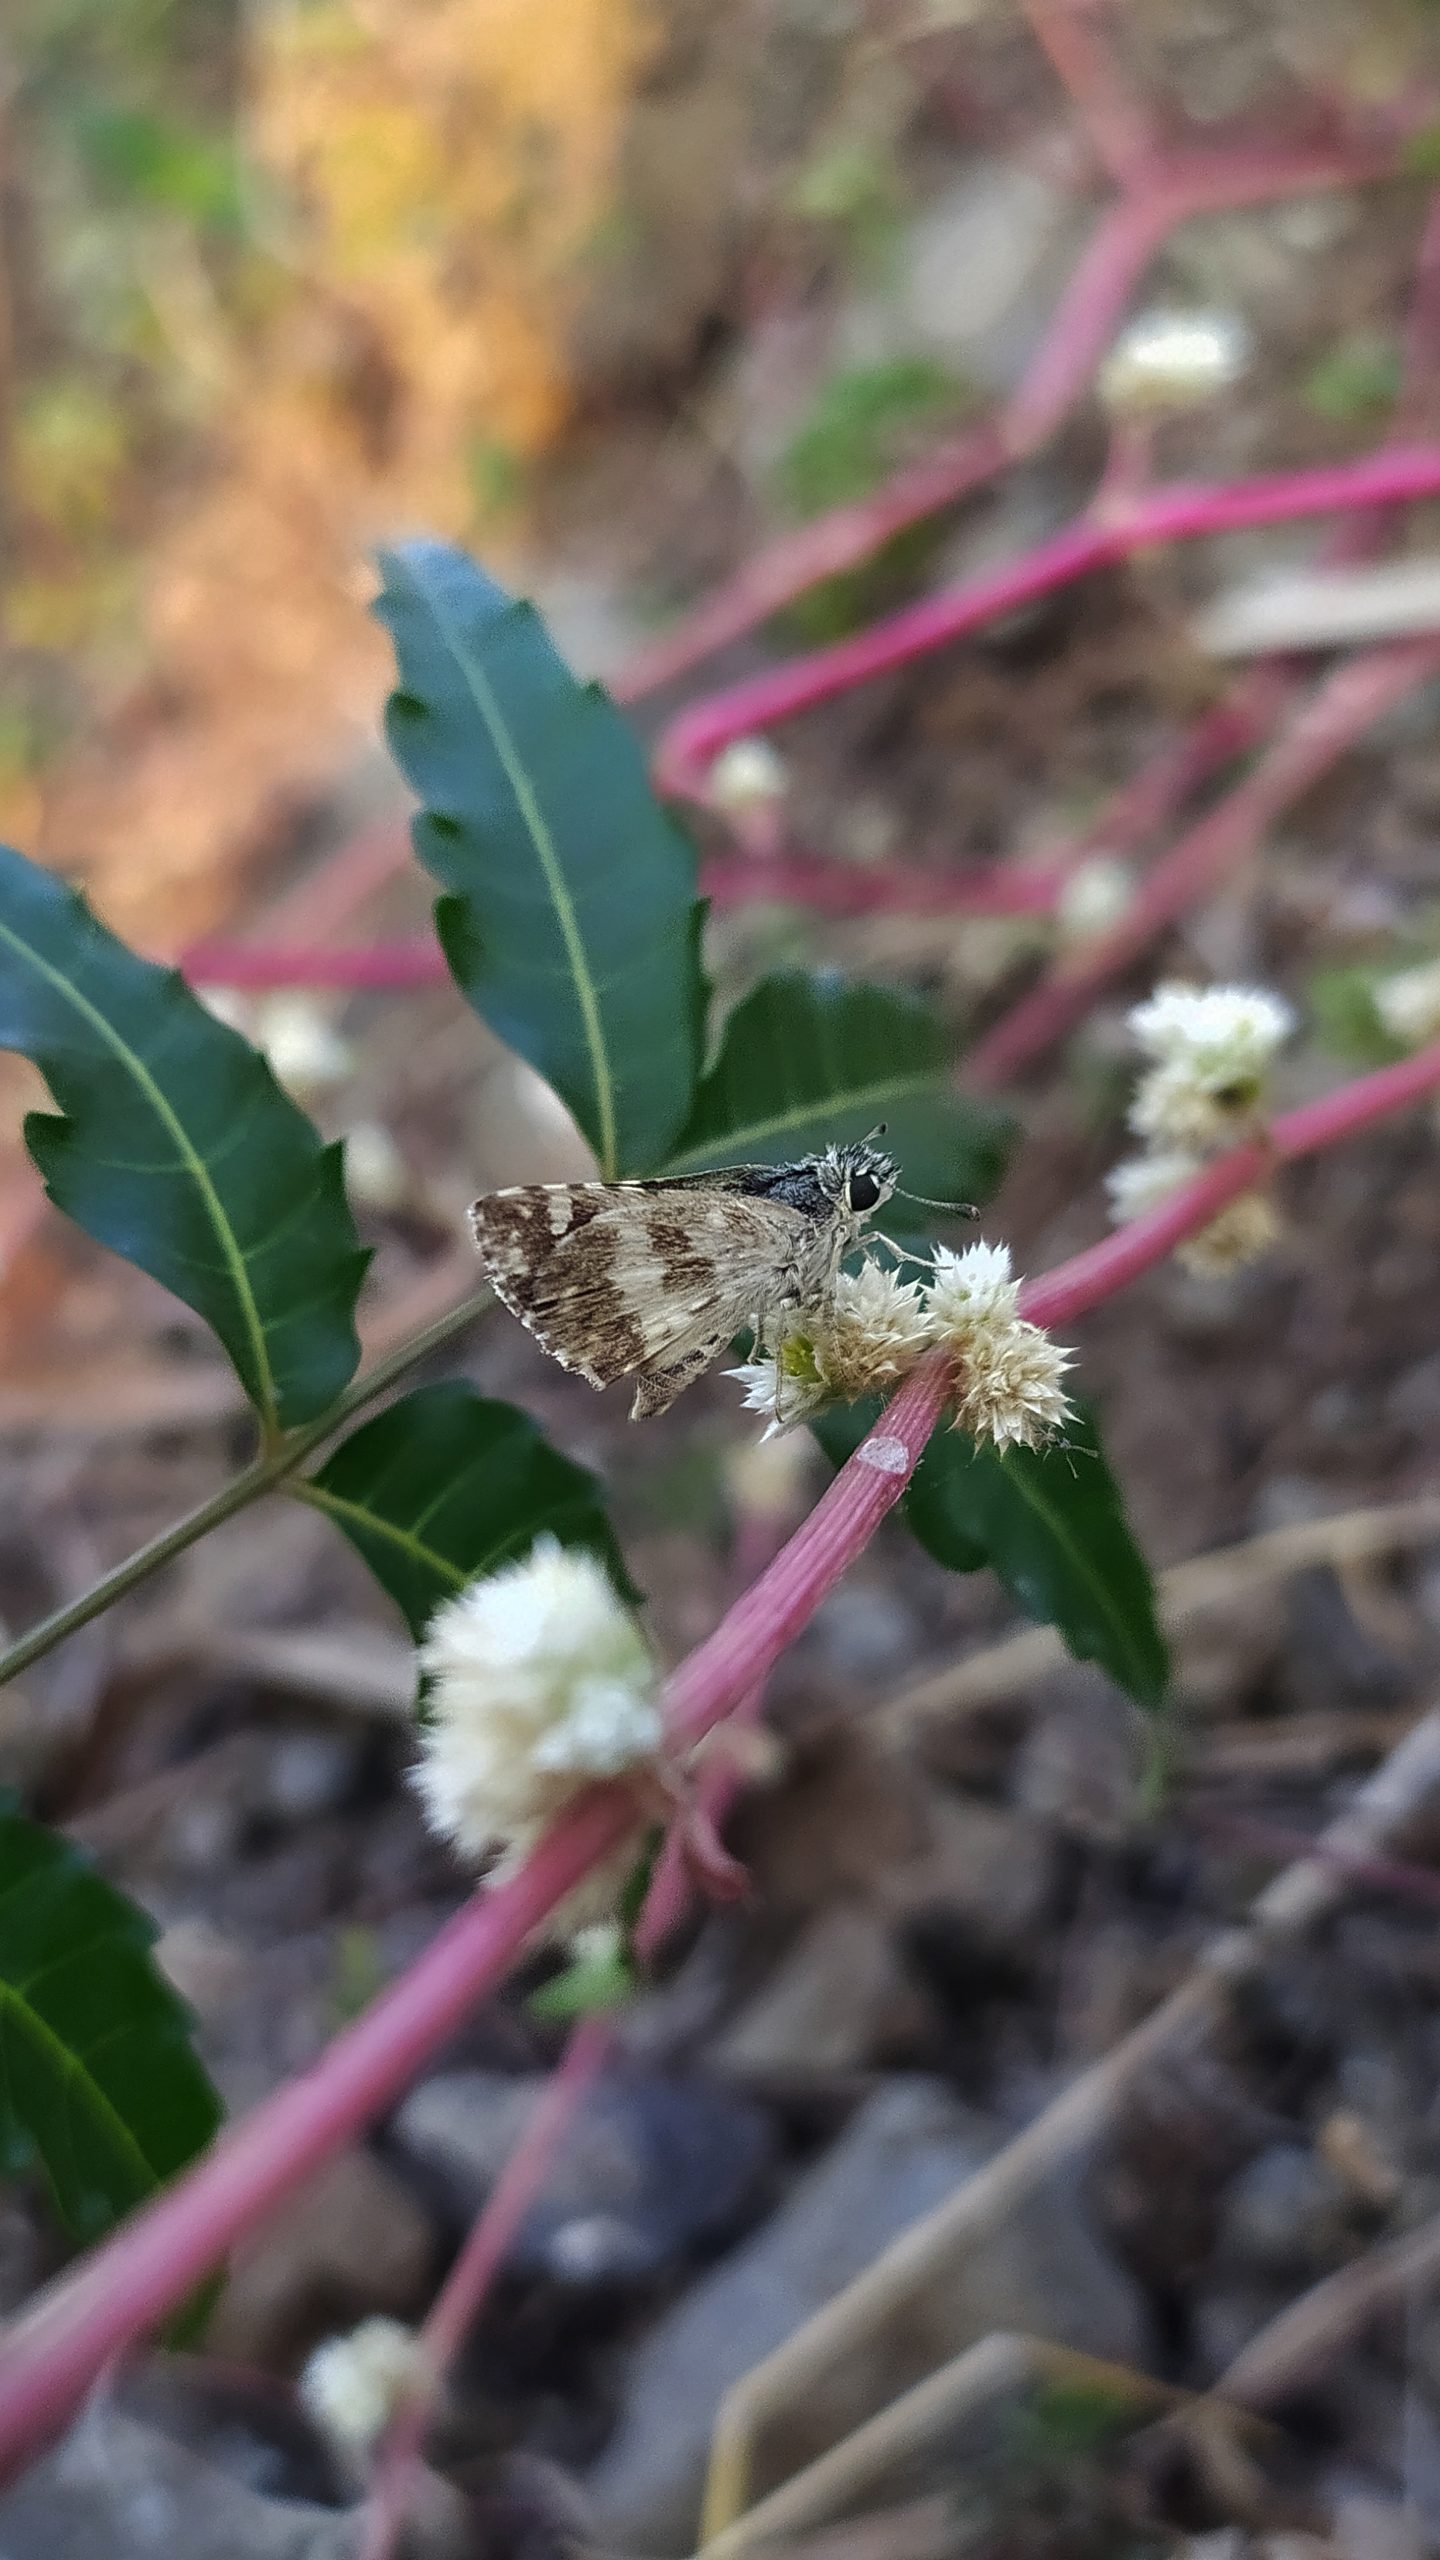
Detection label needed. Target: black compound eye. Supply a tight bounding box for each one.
[848,1170,882,1212]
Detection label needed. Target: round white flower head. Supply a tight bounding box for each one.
[1376,956,1440,1050]
[414,1536,662,1863]
[1104,1149,1200,1226]
[252,994,354,1097]
[1125,981,1294,1152]
[710,736,789,814]
[1127,981,1294,1083]
[342,1119,409,1212]
[926,1242,1072,1451]
[925,1239,1019,1328]
[300,2317,420,2455]
[1099,308,1250,415]
[1056,856,1133,945]
[728,1264,933,1435]
[1176,1189,1283,1280]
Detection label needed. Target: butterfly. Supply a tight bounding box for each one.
[471,1133,902,1419]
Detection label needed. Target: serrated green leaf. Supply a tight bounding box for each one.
[814,1398,1167,1708]
[298,1381,631,1643]
[0,843,369,1431]
[906,1406,1168,1709]
[663,969,1014,1221]
[0,1806,221,2246]
[375,543,706,1178]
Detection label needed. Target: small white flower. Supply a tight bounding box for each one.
[728,1264,933,1435]
[952,1320,1074,1452]
[925,1239,1020,1328]
[300,2317,420,2455]
[343,1119,409,1212]
[1105,1149,1201,1226]
[710,736,789,814]
[1376,955,1440,1050]
[926,1242,1072,1452]
[414,1537,662,1863]
[1056,856,1133,944]
[253,994,353,1096]
[1099,308,1250,415]
[1176,1190,1283,1279]
[1125,980,1294,1150]
[196,985,252,1035]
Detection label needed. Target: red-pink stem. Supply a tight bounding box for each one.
[967,636,1440,1087]
[616,122,1420,702]
[3,1039,1440,2476]
[653,446,1440,800]
[360,2012,613,2560]
[1019,0,1158,190]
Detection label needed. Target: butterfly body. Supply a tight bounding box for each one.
[471,1139,897,1418]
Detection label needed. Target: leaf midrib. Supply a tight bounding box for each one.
[408,568,620,1178]
[295,1479,472,1595]
[0,1978,157,2213]
[663,1072,934,1172]
[0,914,276,1430]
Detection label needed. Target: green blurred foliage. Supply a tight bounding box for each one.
[774,358,975,641]
[1303,334,1402,424]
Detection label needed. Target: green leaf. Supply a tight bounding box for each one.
[0,1805,221,2246]
[908,1407,1168,1709]
[299,1381,630,1643]
[1307,964,1409,1067]
[0,844,369,1431]
[815,1399,1167,1709]
[529,1938,636,2021]
[375,543,705,1178]
[663,969,1014,1221]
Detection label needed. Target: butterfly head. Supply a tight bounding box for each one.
[811,1127,898,1225]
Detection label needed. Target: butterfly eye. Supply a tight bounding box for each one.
[848,1170,882,1212]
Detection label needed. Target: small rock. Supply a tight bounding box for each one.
[259,1731,360,1825]
[842,163,1075,392]
[389,2068,775,2288]
[206,2146,435,2370]
[715,1905,916,2077]
[0,2403,355,2560]
[584,2076,1145,2553]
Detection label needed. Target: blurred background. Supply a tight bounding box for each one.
[9,3,1440,2555]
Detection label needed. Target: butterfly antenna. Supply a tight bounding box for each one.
[894,1187,981,1218]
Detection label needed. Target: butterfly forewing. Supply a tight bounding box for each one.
[471,1175,815,1406]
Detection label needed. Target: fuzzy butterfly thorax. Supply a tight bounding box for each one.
[471,1138,898,1419]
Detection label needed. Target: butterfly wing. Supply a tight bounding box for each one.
[471,1177,812,1412]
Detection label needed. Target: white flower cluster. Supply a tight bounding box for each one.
[1107,980,1293,1277]
[300,2316,421,2456]
[1099,308,1250,416]
[414,1536,662,1867]
[710,735,789,815]
[1376,955,1440,1051]
[730,1243,1072,1453]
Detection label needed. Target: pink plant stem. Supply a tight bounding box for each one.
[653,446,1440,800]
[967,635,1440,1087]
[3,1039,1440,2478]
[1018,0,1157,190]
[360,2012,614,2560]
[616,124,1416,704]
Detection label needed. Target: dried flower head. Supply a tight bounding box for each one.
[1175,1189,1283,1279]
[1104,1148,1200,1226]
[710,736,789,813]
[414,1537,662,1864]
[728,1263,932,1435]
[927,1242,1073,1451]
[1099,308,1250,415]
[300,2317,420,2455]
[1056,856,1133,944]
[1376,955,1440,1051]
